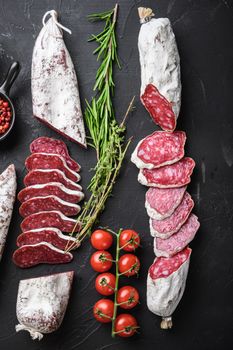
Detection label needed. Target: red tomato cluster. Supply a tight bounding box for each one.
[0,98,12,135]
[90,229,140,338]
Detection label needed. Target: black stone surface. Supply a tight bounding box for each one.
[0,0,232,349]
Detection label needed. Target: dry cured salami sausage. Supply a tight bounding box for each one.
[138,8,181,131]
[17,228,79,250]
[21,210,81,233]
[131,131,186,169]
[13,242,73,268]
[145,186,186,220]
[154,214,200,257]
[24,169,81,190]
[16,271,74,339]
[30,137,80,172]
[31,10,86,147]
[138,157,195,188]
[19,195,81,218]
[149,192,194,239]
[147,247,191,329]
[25,153,80,182]
[0,164,17,261]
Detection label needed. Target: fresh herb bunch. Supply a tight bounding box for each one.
[66,4,134,250]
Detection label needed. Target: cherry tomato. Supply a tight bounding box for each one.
[93,299,114,323]
[119,229,140,252]
[90,250,113,272]
[91,229,113,250]
[118,254,140,277]
[114,314,138,337]
[117,286,139,309]
[95,273,116,296]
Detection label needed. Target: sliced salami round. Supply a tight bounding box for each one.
[138,157,195,188]
[24,169,81,190]
[30,137,80,172]
[13,242,73,268]
[149,192,194,238]
[154,214,200,257]
[145,186,186,220]
[25,153,80,182]
[16,228,79,251]
[19,196,81,218]
[20,210,81,233]
[131,131,186,169]
[18,182,84,204]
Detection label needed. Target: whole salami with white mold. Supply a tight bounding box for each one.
[138,7,181,131]
[31,10,86,147]
[16,271,74,340]
[0,164,17,261]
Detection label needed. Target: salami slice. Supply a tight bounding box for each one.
[25,153,80,182]
[131,131,186,169]
[154,214,200,257]
[31,11,86,147]
[17,228,79,250]
[145,186,186,220]
[16,271,74,339]
[138,11,181,131]
[147,248,191,328]
[18,182,84,204]
[13,242,73,268]
[24,169,81,190]
[138,157,195,188]
[19,196,81,218]
[21,211,81,233]
[150,192,194,238]
[30,137,80,172]
[0,164,17,260]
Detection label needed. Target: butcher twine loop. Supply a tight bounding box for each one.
[138,7,155,24]
[42,10,72,34]
[16,324,44,341]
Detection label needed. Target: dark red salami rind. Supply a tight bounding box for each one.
[20,211,81,233]
[25,153,79,182]
[133,131,186,169]
[154,214,200,257]
[141,84,176,132]
[150,192,194,237]
[24,169,81,191]
[19,196,80,218]
[13,242,73,268]
[30,137,80,172]
[139,157,195,188]
[18,182,84,204]
[16,228,79,250]
[149,247,191,280]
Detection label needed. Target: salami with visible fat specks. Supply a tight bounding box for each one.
[138,157,195,188]
[18,182,84,204]
[138,9,181,131]
[0,164,17,261]
[19,196,81,218]
[13,242,73,268]
[16,271,73,340]
[24,169,81,190]
[145,186,186,220]
[25,153,80,182]
[21,210,81,233]
[30,137,80,172]
[149,192,194,238]
[17,228,79,250]
[31,10,86,147]
[147,248,191,327]
[131,131,186,169]
[154,214,200,257]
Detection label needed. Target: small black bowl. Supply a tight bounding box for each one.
[0,61,20,141]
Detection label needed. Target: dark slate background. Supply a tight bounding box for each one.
[0,0,232,349]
